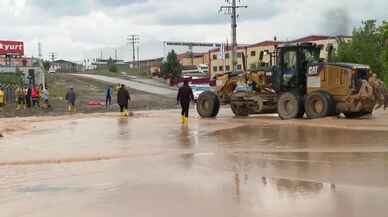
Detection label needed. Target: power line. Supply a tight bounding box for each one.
[127,34,140,69]
[219,0,247,74]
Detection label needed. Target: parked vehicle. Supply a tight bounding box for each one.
[191,84,211,102]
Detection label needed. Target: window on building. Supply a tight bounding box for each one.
[213,66,218,72]
[237,64,242,70]
[219,66,223,71]
[225,53,230,59]
[250,51,256,56]
[259,51,264,61]
[212,54,217,60]
[237,52,242,58]
[226,65,230,71]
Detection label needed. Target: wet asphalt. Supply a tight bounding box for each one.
[1,109,388,217]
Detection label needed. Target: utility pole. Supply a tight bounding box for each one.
[114,48,118,62]
[38,42,42,59]
[219,0,247,74]
[127,34,140,69]
[137,46,140,73]
[38,42,46,89]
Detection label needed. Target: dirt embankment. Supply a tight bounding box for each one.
[0,74,177,118]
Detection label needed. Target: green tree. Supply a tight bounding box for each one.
[378,21,388,84]
[335,20,385,79]
[160,50,182,80]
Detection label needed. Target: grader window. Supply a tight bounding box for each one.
[283,50,297,74]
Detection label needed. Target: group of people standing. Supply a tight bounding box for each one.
[19,85,49,109]
[0,85,50,111]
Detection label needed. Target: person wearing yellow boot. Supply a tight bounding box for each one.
[15,86,25,110]
[177,80,194,124]
[65,87,76,112]
[117,84,131,117]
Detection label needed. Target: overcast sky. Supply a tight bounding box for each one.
[0,0,387,61]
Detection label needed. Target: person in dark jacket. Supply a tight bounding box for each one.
[26,86,32,108]
[177,80,194,124]
[117,84,131,116]
[65,87,76,112]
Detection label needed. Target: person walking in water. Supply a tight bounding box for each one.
[117,84,131,116]
[105,85,113,111]
[65,87,76,112]
[177,80,194,124]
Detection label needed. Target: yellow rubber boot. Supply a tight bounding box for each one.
[124,109,129,117]
[68,105,72,112]
[184,117,188,125]
[180,116,185,124]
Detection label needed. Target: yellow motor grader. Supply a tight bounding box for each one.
[196,43,388,119]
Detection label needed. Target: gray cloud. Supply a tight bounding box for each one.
[1,0,387,61]
[29,0,148,17]
[29,0,91,16]
[141,0,282,26]
[96,0,148,7]
[321,7,352,35]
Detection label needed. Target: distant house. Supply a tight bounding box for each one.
[127,57,163,76]
[0,56,45,86]
[53,60,84,73]
[92,58,128,72]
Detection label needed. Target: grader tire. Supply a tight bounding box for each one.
[305,92,333,119]
[278,92,304,120]
[197,91,220,118]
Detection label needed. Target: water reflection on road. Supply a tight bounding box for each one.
[0,112,388,217]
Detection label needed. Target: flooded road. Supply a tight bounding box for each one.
[1,109,388,217]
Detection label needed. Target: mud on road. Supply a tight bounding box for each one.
[1,109,388,217]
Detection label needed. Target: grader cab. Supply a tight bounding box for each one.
[196,43,388,119]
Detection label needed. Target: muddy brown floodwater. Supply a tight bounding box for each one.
[1,108,388,217]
